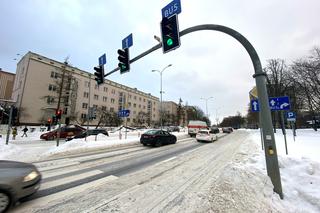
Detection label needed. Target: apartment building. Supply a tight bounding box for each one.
[162,101,178,115]
[0,69,15,100]
[12,51,160,126]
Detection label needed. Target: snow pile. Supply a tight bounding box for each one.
[243,130,320,213]
[0,140,22,161]
[42,134,140,157]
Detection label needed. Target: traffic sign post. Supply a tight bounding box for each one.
[99,54,107,66]
[250,96,291,112]
[118,109,130,118]
[286,112,297,141]
[122,34,133,49]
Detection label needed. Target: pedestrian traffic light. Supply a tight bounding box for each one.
[117,48,130,74]
[56,109,62,119]
[94,65,104,85]
[48,118,52,124]
[160,14,180,53]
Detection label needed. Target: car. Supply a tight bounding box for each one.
[40,125,86,140]
[140,129,177,147]
[196,129,218,142]
[0,160,41,212]
[222,127,233,133]
[210,127,220,134]
[66,128,109,141]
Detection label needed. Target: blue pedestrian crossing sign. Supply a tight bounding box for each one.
[99,53,106,65]
[122,34,133,49]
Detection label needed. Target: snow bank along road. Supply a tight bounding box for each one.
[12,131,249,213]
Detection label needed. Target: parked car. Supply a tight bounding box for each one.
[66,128,109,141]
[222,127,233,133]
[140,129,177,147]
[210,127,220,134]
[196,129,218,142]
[163,126,180,132]
[0,160,41,212]
[40,125,86,140]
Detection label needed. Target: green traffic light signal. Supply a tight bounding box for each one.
[167,38,173,46]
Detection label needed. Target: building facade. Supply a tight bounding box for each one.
[0,69,15,100]
[12,52,160,126]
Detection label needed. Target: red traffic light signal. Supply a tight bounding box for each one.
[56,109,62,119]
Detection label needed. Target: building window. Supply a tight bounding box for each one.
[139,104,141,108]
[111,89,115,94]
[111,98,115,103]
[143,106,146,109]
[50,71,59,79]
[139,97,142,101]
[85,81,90,87]
[103,96,107,102]
[82,103,88,109]
[133,103,136,108]
[134,96,137,100]
[110,107,114,112]
[47,97,54,104]
[93,104,98,109]
[83,92,89,98]
[143,98,146,102]
[129,95,132,99]
[104,87,108,92]
[48,84,57,91]
[81,113,87,119]
[127,118,130,122]
[128,102,131,107]
[102,106,107,111]
[94,95,99,100]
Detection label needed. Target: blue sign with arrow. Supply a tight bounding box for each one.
[98,53,106,65]
[122,33,133,49]
[118,109,130,118]
[161,0,181,18]
[251,96,291,112]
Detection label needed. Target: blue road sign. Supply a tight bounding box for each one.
[161,0,181,18]
[118,109,130,117]
[99,53,106,65]
[251,96,291,112]
[269,96,290,111]
[286,112,296,122]
[251,99,260,112]
[122,34,133,49]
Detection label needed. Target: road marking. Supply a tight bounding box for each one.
[36,161,80,172]
[40,170,103,190]
[161,156,177,163]
[13,175,119,212]
[41,167,84,179]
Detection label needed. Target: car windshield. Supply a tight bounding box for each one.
[198,131,209,134]
[144,130,159,135]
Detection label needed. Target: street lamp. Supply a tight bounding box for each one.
[200,97,214,119]
[152,64,172,129]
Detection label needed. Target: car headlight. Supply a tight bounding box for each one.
[23,171,39,182]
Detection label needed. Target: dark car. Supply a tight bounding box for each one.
[40,125,86,140]
[0,161,41,212]
[222,127,233,133]
[140,129,177,147]
[66,128,109,141]
[210,127,220,134]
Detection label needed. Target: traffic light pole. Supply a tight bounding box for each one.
[5,106,13,145]
[104,24,283,199]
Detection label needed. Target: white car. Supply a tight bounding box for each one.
[196,129,218,142]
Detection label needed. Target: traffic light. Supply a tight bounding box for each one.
[48,118,52,124]
[160,14,180,53]
[117,48,130,74]
[94,65,105,85]
[56,109,62,119]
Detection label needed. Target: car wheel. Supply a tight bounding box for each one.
[155,140,162,147]
[142,143,147,146]
[0,190,12,213]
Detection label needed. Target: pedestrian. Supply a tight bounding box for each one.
[12,127,17,140]
[21,126,28,137]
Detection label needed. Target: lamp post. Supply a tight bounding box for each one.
[200,97,214,119]
[152,64,172,129]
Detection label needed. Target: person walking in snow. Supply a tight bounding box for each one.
[21,126,28,137]
[12,127,17,140]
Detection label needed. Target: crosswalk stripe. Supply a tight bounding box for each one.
[13,175,119,213]
[37,161,80,172]
[40,170,103,190]
[41,167,83,179]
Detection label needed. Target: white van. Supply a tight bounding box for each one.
[187,120,208,137]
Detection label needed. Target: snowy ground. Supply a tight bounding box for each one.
[1,127,320,212]
[0,126,189,162]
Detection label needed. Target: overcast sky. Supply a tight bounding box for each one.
[1,0,320,123]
